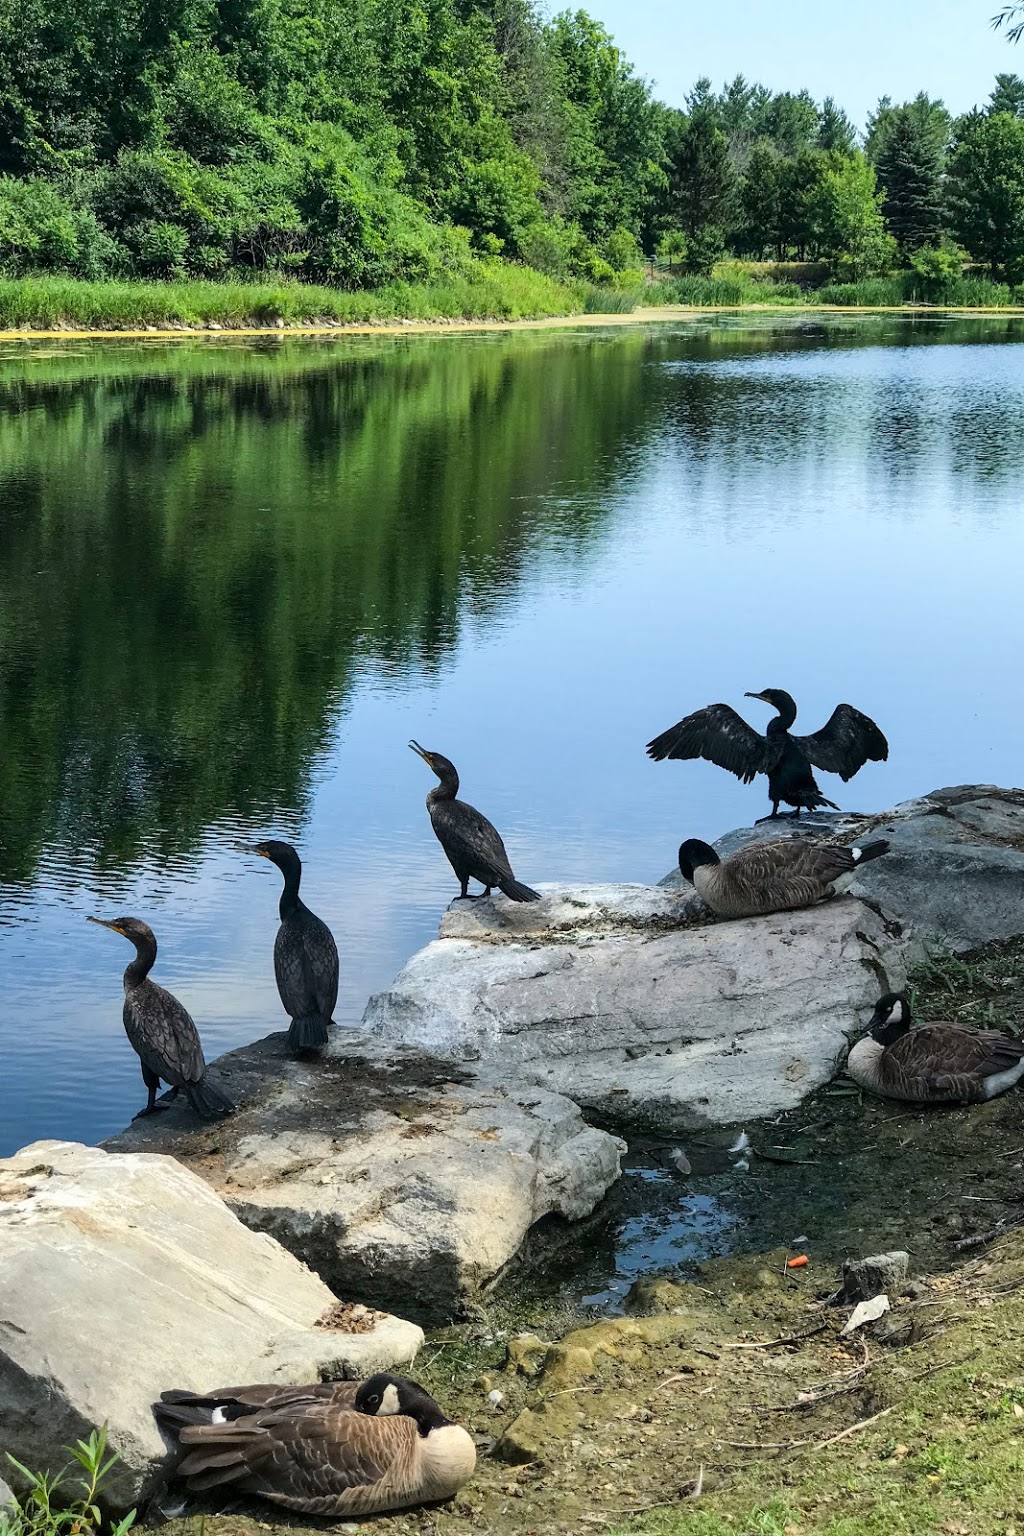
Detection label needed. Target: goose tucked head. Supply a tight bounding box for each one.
[867,991,912,1045]
[678,839,720,884]
[355,1374,452,1437]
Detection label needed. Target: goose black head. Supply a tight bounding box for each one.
[355,1374,451,1436]
[87,914,157,951]
[867,991,912,1045]
[678,839,720,884]
[744,688,798,727]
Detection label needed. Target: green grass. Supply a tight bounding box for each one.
[582,285,638,312]
[0,261,583,330]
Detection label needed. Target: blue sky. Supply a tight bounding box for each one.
[583,0,1016,131]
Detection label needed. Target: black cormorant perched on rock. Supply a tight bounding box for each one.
[409,742,540,901]
[250,840,339,1053]
[647,688,888,820]
[88,915,234,1120]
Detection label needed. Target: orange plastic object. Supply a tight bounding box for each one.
[786,1255,809,1269]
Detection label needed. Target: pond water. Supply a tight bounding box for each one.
[2,313,1024,1159]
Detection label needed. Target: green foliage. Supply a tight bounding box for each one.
[670,101,734,260]
[947,109,1024,280]
[811,152,897,278]
[989,71,1024,117]
[865,92,952,166]
[875,105,945,252]
[817,95,856,152]
[2,1425,136,1536]
[907,240,968,291]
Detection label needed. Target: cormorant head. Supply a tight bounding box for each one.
[408,741,458,782]
[87,915,157,951]
[866,991,912,1044]
[355,1374,450,1436]
[678,839,720,884]
[249,839,301,875]
[744,688,797,722]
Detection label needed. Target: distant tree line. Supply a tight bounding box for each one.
[1,0,1024,292]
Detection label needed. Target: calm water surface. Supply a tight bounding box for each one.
[3,314,1024,1156]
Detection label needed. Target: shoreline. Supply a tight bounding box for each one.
[3,300,1024,344]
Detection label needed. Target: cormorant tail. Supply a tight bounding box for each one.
[287,1013,331,1052]
[498,878,541,903]
[850,838,889,866]
[184,1077,235,1119]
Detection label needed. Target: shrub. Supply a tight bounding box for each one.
[0,178,119,278]
[683,225,725,276]
[2,1425,135,1536]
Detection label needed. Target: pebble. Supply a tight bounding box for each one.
[487,1389,505,1409]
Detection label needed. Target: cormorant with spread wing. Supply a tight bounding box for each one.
[647,688,888,820]
[88,916,234,1120]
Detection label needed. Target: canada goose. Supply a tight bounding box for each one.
[677,835,890,919]
[647,689,888,820]
[409,741,539,901]
[154,1373,476,1517]
[87,916,234,1120]
[847,993,1024,1104]
[248,840,339,1053]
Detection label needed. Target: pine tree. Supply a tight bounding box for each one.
[875,107,944,252]
[817,96,855,152]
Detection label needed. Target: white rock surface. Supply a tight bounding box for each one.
[0,1141,423,1511]
[107,1032,623,1325]
[363,890,907,1130]
[364,786,1024,1131]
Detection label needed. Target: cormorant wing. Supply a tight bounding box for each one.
[448,800,518,884]
[274,908,339,1022]
[123,981,206,1088]
[646,704,771,784]
[793,705,888,781]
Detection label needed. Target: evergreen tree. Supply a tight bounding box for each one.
[865,92,950,166]
[670,104,735,268]
[875,106,944,252]
[990,72,1024,117]
[816,96,855,152]
[736,140,781,256]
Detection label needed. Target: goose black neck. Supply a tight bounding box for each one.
[124,933,157,987]
[273,848,303,918]
[414,1401,454,1437]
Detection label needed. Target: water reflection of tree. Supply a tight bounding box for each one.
[0,334,655,883]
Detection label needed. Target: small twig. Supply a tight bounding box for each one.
[810,1405,893,1450]
[753,1148,816,1166]
[716,1322,827,1351]
[906,1350,978,1382]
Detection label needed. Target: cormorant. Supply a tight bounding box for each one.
[408,742,540,902]
[848,993,1024,1104]
[88,915,234,1120]
[647,688,888,820]
[677,834,889,918]
[250,840,339,1053]
[154,1374,476,1516]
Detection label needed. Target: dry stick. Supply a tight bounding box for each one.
[810,1405,894,1450]
[719,1406,894,1456]
[715,1322,827,1351]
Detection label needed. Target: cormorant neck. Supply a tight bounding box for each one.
[771,696,798,731]
[275,850,303,918]
[124,934,157,987]
[427,767,459,803]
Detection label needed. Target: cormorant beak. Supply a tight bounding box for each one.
[87,916,122,934]
[408,740,432,765]
[744,690,770,702]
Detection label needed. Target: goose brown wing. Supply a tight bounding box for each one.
[175,1403,404,1501]
[793,705,888,781]
[646,705,772,782]
[727,839,856,886]
[158,1382,357,1425]
[123,980,206,1088]
[886,1024,1024,1099]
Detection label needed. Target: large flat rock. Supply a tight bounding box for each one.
[363,888,908,1131]
[0,1141,422,1512]
[363,787,1024,1131]
[106,1032,623,1326]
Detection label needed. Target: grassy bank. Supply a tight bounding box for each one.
[0,262,586,330]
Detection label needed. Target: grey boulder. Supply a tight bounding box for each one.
[107,1031,623,1326]
[362,884,908,1131]
[0,1140,423,1512]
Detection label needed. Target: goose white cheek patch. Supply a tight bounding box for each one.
[379,1384,401,1415]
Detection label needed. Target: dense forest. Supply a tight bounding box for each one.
[1,0,1024,300]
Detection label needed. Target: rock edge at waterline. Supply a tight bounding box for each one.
[362,786,1024,1131]
[106,1031,624,1324]
[0,1140,423,1511]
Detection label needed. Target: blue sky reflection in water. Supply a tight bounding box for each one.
[1,316,1024,1155]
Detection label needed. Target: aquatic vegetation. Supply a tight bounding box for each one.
[2,1426,135,1536]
